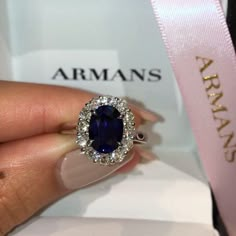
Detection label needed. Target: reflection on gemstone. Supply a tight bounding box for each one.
[89,105,123,153]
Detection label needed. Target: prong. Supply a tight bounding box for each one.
[117,142,122,146]
[91,110,96,115]
[87,140,93,147]
[118,114,124,119]
[80,148,86,154]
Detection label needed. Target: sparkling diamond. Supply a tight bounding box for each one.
[122,139,133,152]
[76,135,87,147]
[79,109,91,121]
[100,96,108,104]
[78,121,89,132]
[124,110,135,121]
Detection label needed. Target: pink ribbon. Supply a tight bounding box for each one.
[150,0,236,235]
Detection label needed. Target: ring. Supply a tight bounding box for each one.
[76,95,147,166]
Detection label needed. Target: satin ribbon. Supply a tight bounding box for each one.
[150,0,236,235]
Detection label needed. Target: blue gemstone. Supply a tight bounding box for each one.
[89,105,123,153]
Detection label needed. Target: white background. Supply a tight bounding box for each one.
[1,0,228,234]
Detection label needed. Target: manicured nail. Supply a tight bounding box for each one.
[129,104,159,122]
[57,149,134,190]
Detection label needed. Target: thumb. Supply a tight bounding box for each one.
[0,133,134,235]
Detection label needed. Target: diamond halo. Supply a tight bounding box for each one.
[76,95,135,166]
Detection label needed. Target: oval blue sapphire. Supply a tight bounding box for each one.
[89,105,123,153]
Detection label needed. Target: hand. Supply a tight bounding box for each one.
[0,81,158,235]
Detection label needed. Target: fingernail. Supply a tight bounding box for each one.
[57,150,134,190]
[129,104,159,122]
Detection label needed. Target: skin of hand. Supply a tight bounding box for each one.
[0,81,158,235]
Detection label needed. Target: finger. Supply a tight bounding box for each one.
[116,152,141,173]
[117,146,157,173]
[0,81,92,142]
[0,133,137,235]
[0,81,158,142]
[58,149,138,190]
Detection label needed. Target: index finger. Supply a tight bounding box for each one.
[0,81,93,142]
[0,81,157,142]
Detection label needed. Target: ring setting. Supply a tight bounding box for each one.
[76,95,136,165]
